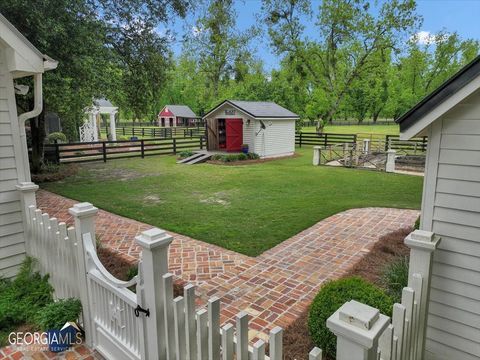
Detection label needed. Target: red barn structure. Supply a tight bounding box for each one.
[157,105,199,127]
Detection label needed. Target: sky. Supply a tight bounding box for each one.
[167,0,480,71]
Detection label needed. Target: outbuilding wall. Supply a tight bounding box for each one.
[205,105,295,158]
[253,119,295,158]
[205,105,256,152]
[0,46,26,278]
[421,89,480,360]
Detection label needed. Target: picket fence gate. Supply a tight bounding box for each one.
[17,182,438,360]
[18,183,324,360]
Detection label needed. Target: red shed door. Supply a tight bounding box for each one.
[226,119,243,152]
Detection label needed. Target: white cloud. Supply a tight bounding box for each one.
[413,31,450,45]
[191,26,203,37]
[414,31,435,45]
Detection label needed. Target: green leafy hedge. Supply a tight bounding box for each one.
[211,152,260,162]
[35,298,82,331]
[47,132,67,144]
[308,277,393,358]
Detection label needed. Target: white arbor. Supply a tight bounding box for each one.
[80,98,118,142]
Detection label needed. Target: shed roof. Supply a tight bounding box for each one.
[203,100,300,119]
[161,105,198,118]
[396,55,480,138]
[94,98,115,108]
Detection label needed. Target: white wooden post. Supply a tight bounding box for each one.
[404,230,440,358]
[313,146,322,166]
[110,111,117,141]
[16,182,39,253]
[327,300,390,360]
[362,139,370,154]
[385,149,396,172]
[135,228,174,360]
[68,202,98,347]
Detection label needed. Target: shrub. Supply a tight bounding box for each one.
[0,257,53,329]
[35,298,82,331]
[414,216,420,230]
[381,256,409,303]
[308,277,393,358]
[247,152,260,160]
[126,265,138,281]
[47,132,67,144]
[179,150,194,159]
[237,153,248,160]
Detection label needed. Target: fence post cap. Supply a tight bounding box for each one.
[68,202,98,217]
[135,227,173,250]
[404,229,441,252]
[387,149,396,154]
[313,146,322,150]
[16,182,39,192]
[327,300,390,349]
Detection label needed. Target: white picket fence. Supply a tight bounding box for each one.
[18,183,324,360]
[17,182,438,360]
[327,230,440,360]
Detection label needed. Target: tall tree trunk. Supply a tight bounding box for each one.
[30,109,46,174]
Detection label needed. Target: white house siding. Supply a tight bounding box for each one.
[0,46,26,278]
[254,119,295,158]
[422,89,480,360]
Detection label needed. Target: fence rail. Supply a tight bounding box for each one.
[104,126,206,139]
[385,135,428,153]
[45,137,205,164]
[296,132,357,147]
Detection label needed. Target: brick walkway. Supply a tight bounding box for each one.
[34,190,419,342]
[0,344,102,360]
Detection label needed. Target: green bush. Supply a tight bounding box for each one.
[247,152,260,160]
[0,257,53,330]
[179,150,194,159]
[414,216,420,230]
[35,298,82,331]
[126,265,138,281]
[381,256,409,303]
[308,277,393,358]
[237,153,248,160]
[47,132,67,144]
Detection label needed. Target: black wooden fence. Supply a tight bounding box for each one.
[296,132,357,147]
[45,137,205,164]
[385,135,428,152]
[105,126,206,139]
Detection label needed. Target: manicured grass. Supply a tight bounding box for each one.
[303,124,399,135]
[42,147,422,256]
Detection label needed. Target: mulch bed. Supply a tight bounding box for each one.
[281,227,412,360]
[31,164,78,183]
[97,246,183,297]
[206,153,300,166]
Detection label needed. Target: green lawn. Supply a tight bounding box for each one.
[43,147,422,256]
[303,124,399,135]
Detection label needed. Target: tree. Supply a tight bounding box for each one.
[262,0,421,129]
[1,0,192,171]
[184,0,256,99]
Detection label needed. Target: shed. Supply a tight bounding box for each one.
[0,13,56,277]
[158,105,199,127]
[397,55,480,360]
[202,100,299,158]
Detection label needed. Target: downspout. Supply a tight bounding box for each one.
[18,73,43,182]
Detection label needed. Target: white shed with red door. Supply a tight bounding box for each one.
[202,100,299,158]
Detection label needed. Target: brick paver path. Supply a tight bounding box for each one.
[36,190,419,342]
[0,343,102,360]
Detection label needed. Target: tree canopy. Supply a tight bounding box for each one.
[2,0,478,140]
